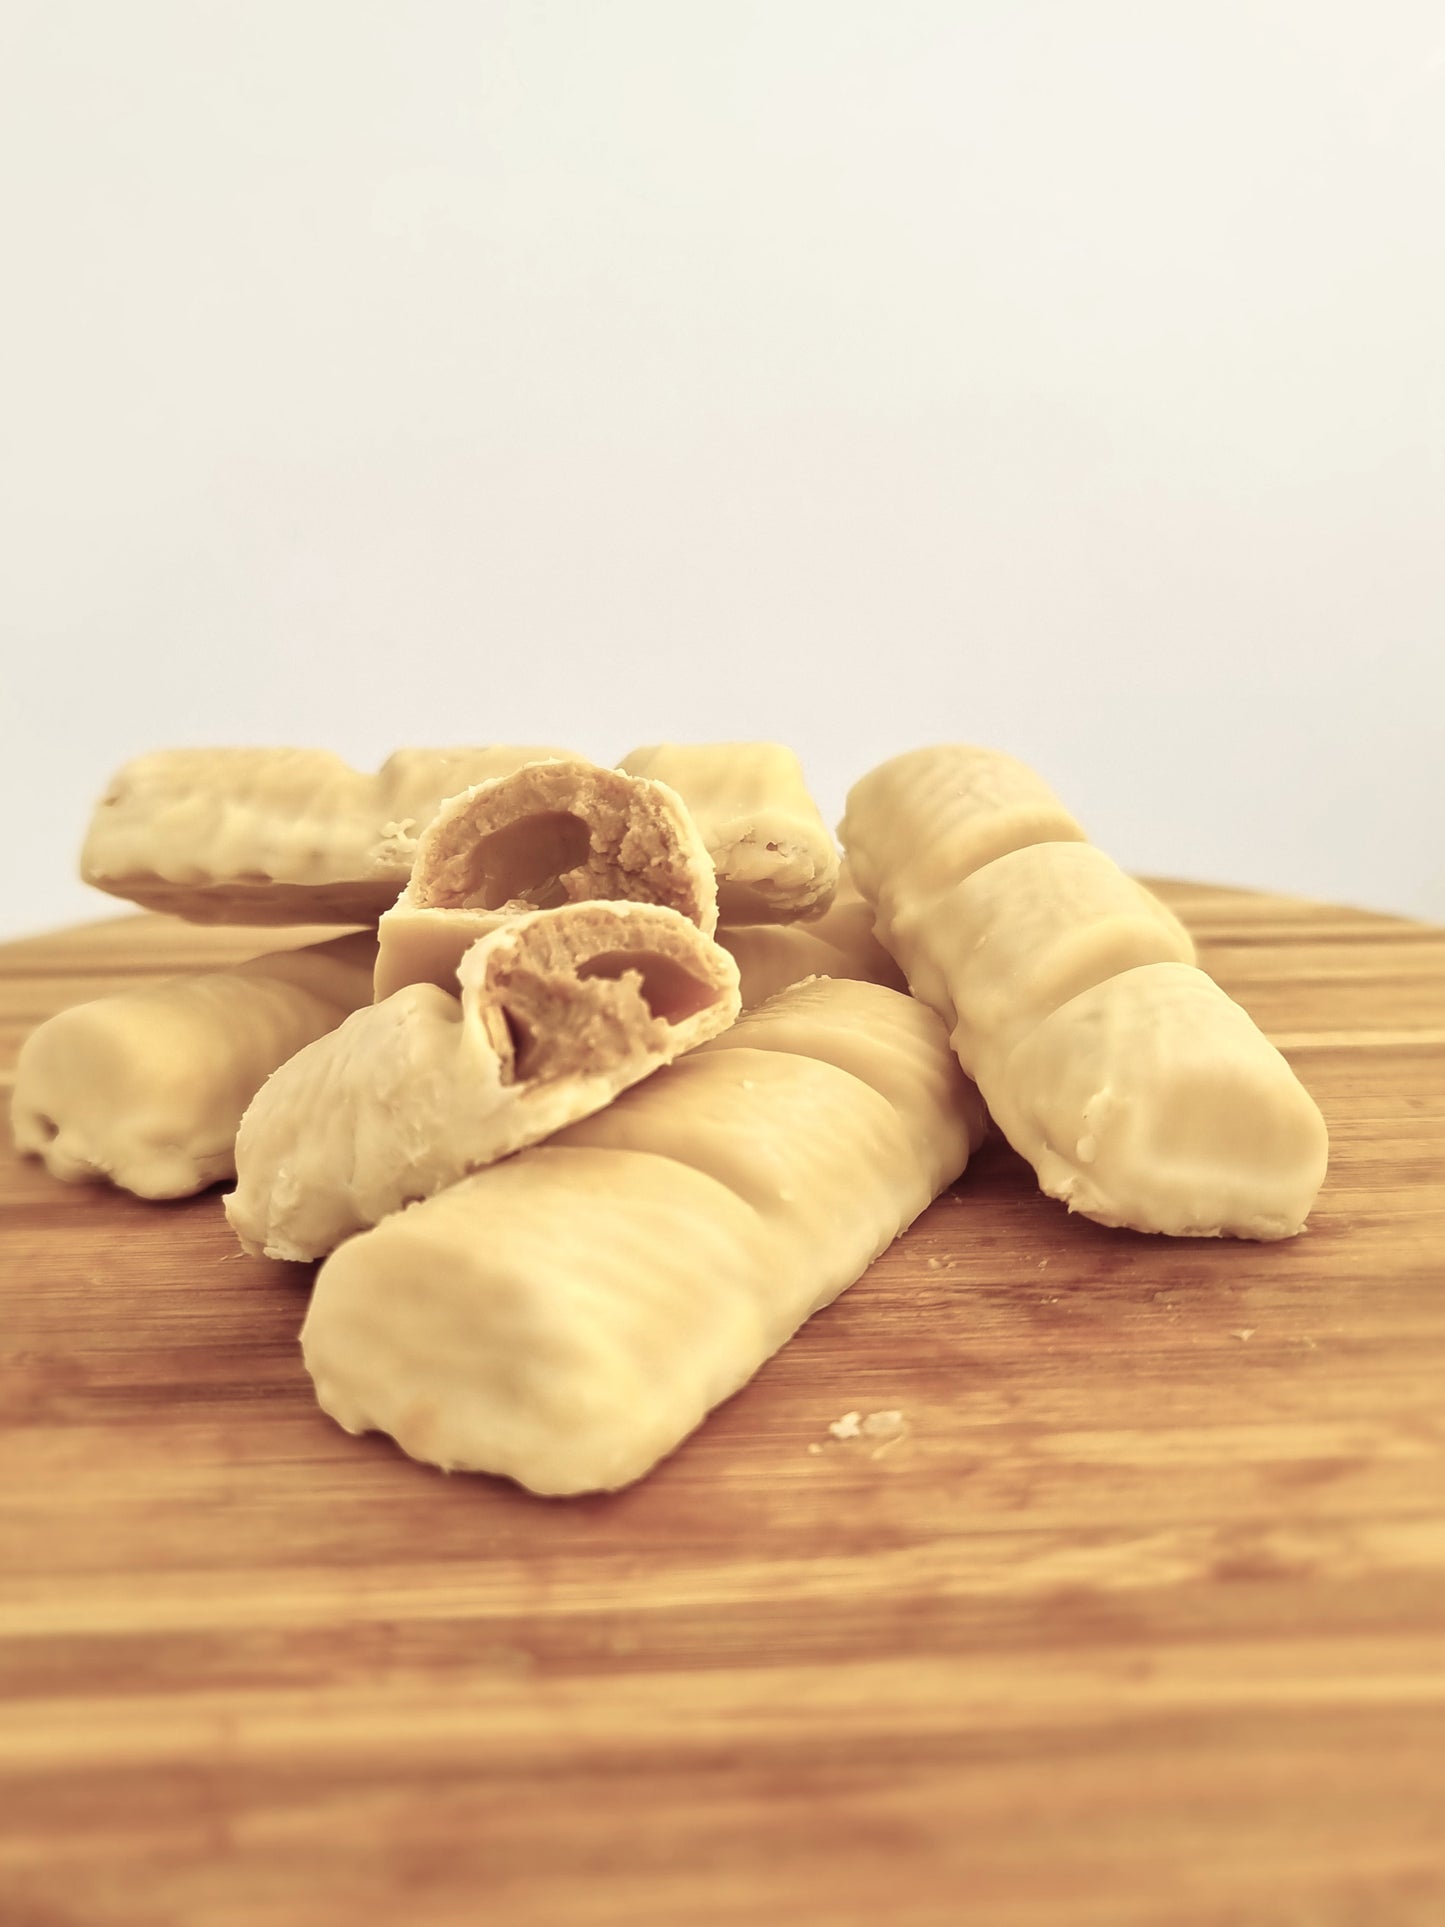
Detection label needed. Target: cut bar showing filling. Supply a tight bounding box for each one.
[374,758,718,1000]
[226,900,740,1263]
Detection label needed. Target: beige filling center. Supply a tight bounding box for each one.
[494,949,723,1084]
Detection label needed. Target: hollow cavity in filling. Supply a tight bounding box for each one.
[574,950,723,1025]
[443,811,593,911]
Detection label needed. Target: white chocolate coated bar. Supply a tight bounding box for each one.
[984,962,1330,1241]
[10,934,377,1198]
[718,865,906,1008]
[227,901,740,1262]
[619,742,839,922]
[895,841,1197,1070]
[374,758,717,1001]
[842,746,1327,1239]
[840,744,1084,910]
[81,746,568,924]
[301,979,987,1494]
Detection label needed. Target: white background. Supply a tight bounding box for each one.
[3,0,1443,942]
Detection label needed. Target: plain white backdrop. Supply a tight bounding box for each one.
[3,0,1443,941]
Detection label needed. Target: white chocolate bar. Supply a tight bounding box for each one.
[301,978,987,1494]
[81,746,568,925]
[10,934,377,1199]
[227,901,741,1263]
[373,758,717,1001]
[718,865,906,1007]
[842,746,1328,1239]
[619,742,839,922]
[840,743,1084,909]
[690,976,981,1186]
[892,842,1197,1071]
[983,964,1330,1240]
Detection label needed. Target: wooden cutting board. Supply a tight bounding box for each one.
[2,884,1443,1927]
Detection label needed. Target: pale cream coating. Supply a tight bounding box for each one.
[619,742,839,922]
[718,865,906,1008]
[893,842,1197,1070]
[373,758,717,1000]
[691,976,985,1190]
[982,964,1330,1241]
[300,979,987,1495]
[226,901,740,1263]
[839,743,1085,909]
[10,934,377,1199]
[81,746,567,924]
[841,745,1328,1239]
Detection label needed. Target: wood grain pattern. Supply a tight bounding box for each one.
[2,886,1443,1927]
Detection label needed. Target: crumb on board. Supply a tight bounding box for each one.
[1231,1328,1257,1342]
[860,1409,905,1440]
[816,1409,910,1459]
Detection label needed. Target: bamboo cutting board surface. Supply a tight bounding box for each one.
[2,883,1443,1927]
